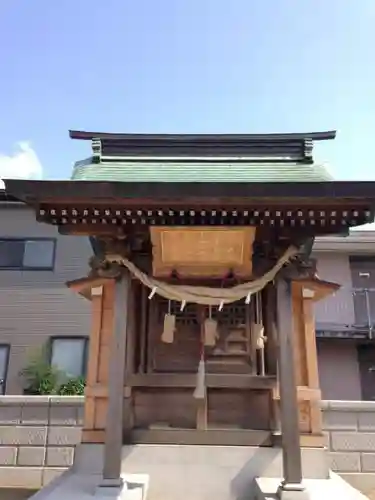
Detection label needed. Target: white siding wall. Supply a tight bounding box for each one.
[313,253,355,326]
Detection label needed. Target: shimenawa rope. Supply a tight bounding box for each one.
[105,246,297,306]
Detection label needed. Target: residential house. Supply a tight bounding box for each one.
[313,232,375,401]
[1,189,375,399]
[0,190,91,394]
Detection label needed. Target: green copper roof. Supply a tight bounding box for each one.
[71,158,333,183]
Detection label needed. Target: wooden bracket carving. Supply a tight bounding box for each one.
[281,257,317,281]
[88,255,123,279]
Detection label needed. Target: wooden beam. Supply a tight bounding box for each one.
[130,373,276,390]
[130,428,272,447]
[82,428,325,448]
[59,224,122,236]
[276,278,303,487]
[84,375,277,397]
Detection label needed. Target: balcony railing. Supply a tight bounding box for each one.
[315,287,375,340]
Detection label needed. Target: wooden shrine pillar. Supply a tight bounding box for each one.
[274,275,339,497]
[68,270,132,492]
[100,270,130,488]
[276,278,304,491]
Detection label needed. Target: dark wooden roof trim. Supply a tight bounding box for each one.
[0,189,20,203]
[69,130,336,142]
[4,178,375,204]
[69,130,336,163]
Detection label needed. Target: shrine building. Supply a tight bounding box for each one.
[4,130,375,500]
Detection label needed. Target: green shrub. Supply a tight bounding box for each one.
[19,350,60,395]
[19,346,86,396]
[58,376,86,395]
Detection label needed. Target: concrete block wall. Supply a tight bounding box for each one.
[322,400,375,494]
[322,400,375,473]
[0,396,83,490]
[2,396,375,491]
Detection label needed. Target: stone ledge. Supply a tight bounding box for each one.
[0,396,50,406]
[322,400,375,412]
[0,396,84,406]
[49,396,84,406]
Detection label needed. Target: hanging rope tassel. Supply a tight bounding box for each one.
[193,342,206,400]
[161,300,176,343]
[254,292,267,376]
[253,322,266,349]
[193,318,207,400]
[203,306,219,346]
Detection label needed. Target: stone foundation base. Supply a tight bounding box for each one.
[72,444,328,500]
[22,455,369,500]
[253,474,368,500]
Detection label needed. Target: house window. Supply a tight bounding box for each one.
[50,337,88,378]
[0,238,56,270]
[0,345,10,395]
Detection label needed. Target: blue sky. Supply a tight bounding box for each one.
[0,0,374,182]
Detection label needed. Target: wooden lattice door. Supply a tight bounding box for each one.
[149,298,201,372]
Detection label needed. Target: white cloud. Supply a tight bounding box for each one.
[0,142,43,188]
